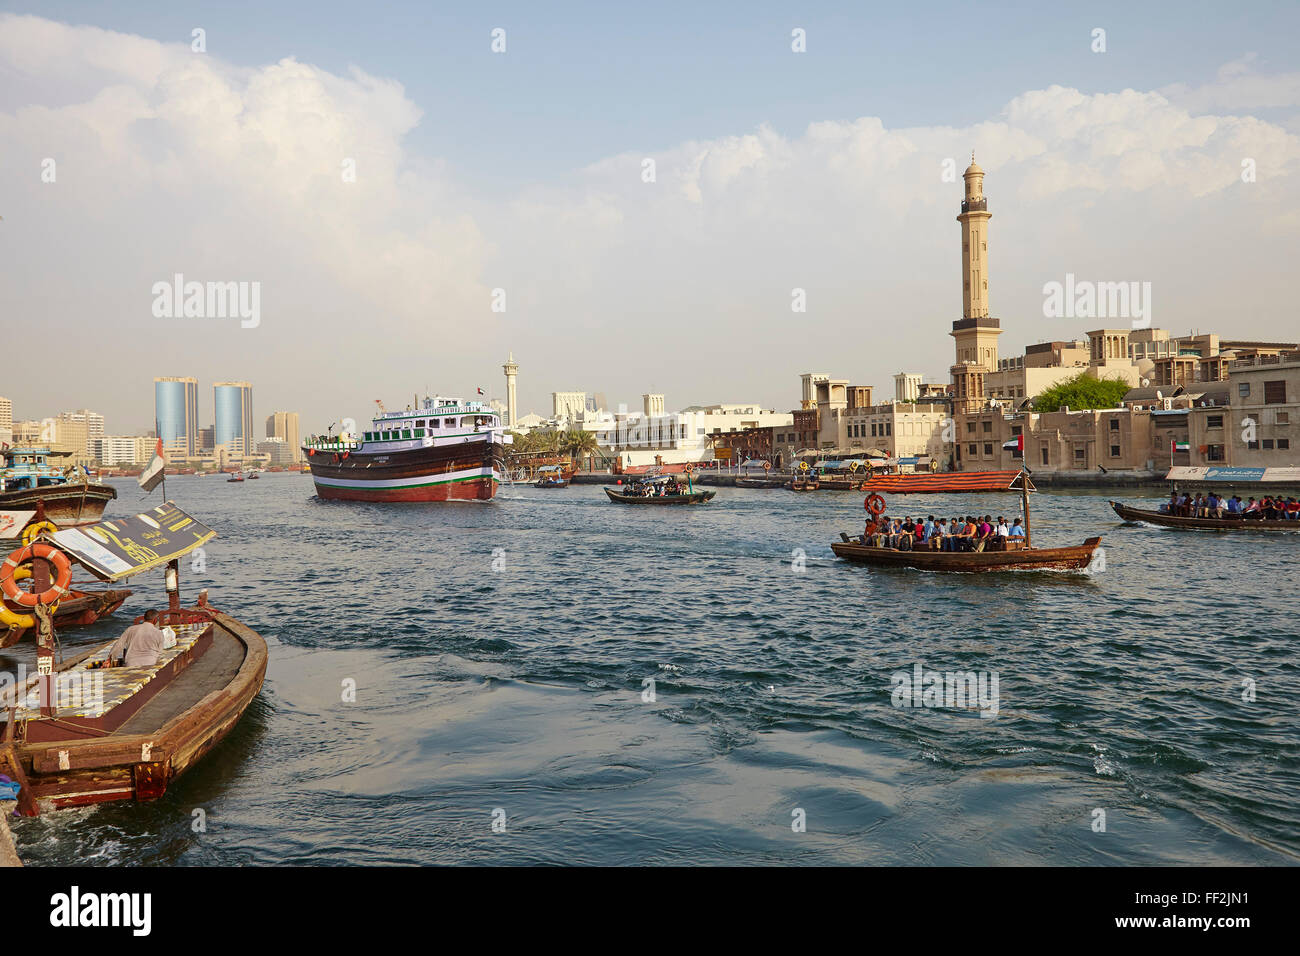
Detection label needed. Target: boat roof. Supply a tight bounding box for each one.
[49,501,216,582]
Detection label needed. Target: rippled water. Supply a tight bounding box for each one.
[8,474,1299,865]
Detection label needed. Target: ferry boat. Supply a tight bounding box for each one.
[0,446,116,543]
[302,396,509,502]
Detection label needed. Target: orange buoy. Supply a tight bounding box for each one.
[864,493,886,516]
[1,542,72,608]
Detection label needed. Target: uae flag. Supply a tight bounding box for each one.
[138,438,166,492]
[477,387,485,395]
[1002,434,1024,453]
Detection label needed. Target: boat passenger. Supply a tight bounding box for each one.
[107,609,167,668]
[958,516,978,552]
[1008,518,1026,542]
[1227,495,1242,515]
[1243,497,1261,518]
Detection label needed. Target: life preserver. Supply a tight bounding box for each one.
[308,448,316,457]
[1,543,72,608]
[864,493,886,516]
[798,461,810,473]
[763,461,771,471]
[21,520,58,546]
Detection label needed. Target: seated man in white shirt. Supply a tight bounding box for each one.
[107,609,168,667]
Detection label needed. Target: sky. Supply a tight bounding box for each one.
[1,1,1298,435]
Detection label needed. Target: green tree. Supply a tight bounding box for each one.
[1031,372,1131,412]
[562,428,598,466]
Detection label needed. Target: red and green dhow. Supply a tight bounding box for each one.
[302,396,509,502]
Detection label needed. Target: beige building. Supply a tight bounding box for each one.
[843,402,949,461]
[265,411,302,463]
[1230,351,1298,466]
[502,353,519,428]
[552,391,586,421]
[0,396,12,445]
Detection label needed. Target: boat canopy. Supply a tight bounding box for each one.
[537,464,565,475]
[49,502,216,582]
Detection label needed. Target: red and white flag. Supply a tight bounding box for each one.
[477,387,485,395]
[138,438,166,493]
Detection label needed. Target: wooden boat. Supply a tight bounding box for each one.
[226,473,245,483]
[787,476,821,491]
[2,587,132,648]
[831,535,1102,572]
[605,487,714,505]
[832,468,1103,573]
[1110,500,1300,532]
[605,474,713,504]
[860,469,1024,495]
[534,465,569,488]
[0,503,265,815]
[1,447,116,543]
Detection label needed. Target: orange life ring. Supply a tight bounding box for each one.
[309,448,316,456]
[1,543,72,608]
[763,461,771,471]
[864,493,886,516]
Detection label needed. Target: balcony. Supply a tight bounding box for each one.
[960,199,988,213]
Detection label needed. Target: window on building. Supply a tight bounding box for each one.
[1207,444,1225,461]
[1206,415,1223,429]
[1276,411,1290,426]
[1279,439,1291,450]
[1264,381,1286,404]
[1238,382,1251,398]
[1109,419,1120,431]
[1110,444,1121,457]
[1263,439,1275,449]
[968,443,978,455]
[886,423,892,436]
[1246,440,1259,449]
[983,442,993,455]
[1040,447,1049,465]
[966,421,975,433]
[1074,447,1086,461]
[981,420,992,433]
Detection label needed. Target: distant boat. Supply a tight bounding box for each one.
[1,446,116,543]
[534,465,569,488]
[606,474,714,505]
[227,473,245,483]
[1111,500,1300,532]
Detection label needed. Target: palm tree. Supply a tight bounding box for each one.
[562,429,598,468]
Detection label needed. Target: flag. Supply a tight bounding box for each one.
[1002,434,1024,453]
[477,387,485,395]
[138,438,166,493]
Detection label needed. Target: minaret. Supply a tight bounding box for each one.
[958,153,991,320]
[950,154,1002,417]
[502,352,518,428]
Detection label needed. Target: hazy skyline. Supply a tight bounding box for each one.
[2,3,1298,435]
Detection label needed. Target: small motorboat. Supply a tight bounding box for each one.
[227,473,245,483]
[1110,500,1300,532]
[605,474,714,505]
[534,465,570,488]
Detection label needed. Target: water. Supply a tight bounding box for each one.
[7,475,1299,865]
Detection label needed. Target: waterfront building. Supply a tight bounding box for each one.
[1230,350,1299,466]
[843,402,950,462]
[214,381,254,456]
[0,396,12,445]
[256,436,298,466]
[155,376,200,456]
[503,353,519,428]
[93,435,145,466]
[552,391,587,421]
[643,394,665,418]
[265,411,301,463]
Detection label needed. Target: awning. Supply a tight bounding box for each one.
[50,501,216,582]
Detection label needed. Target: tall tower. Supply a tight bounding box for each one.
[502,352,519,428]
[950,154,1002,416]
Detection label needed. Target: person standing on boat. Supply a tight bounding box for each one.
[107,609,167,667]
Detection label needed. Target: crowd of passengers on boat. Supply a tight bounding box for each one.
[1161,491,1300,520]
[861,514,1028,551]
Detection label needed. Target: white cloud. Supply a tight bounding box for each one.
[1,15,1296,432]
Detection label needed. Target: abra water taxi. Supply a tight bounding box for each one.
[1110,500,1300,532]
[303,395,509,502]
[1,447,116,544]
[831,469,1102,573]
[534,465,569,488]
[605,473,715,505]
[0,503,266,814]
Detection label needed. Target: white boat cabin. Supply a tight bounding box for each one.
[304,396,511,455]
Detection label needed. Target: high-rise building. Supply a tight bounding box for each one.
[214,382,254,456]
[503,353,519,428]
[265,411,301,462]
[155,376,200,456]
[0,396,12,445]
